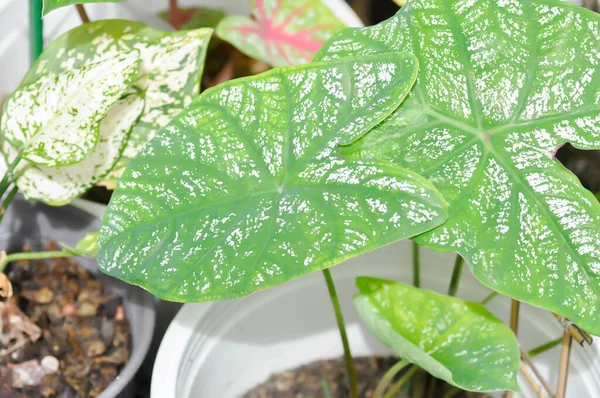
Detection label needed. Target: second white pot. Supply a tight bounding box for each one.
[152,240,600,398]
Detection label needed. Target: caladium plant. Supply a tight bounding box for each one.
[216,0,349,67]
[22,20,213,189]
[316,0,600,335]
[98,53,449,301]
[3,0,599,396]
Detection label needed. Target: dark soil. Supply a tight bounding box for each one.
[0,241,131,397]
[244,356,490,398]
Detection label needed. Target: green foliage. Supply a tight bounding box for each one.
[317,0,600,334]
[159,7,226,30]
[354,277,520,392]
[216,0,347,67]
[43,0,123,16]
[98,53,449,302]
[62,232,100,258]
[23,20,213,188]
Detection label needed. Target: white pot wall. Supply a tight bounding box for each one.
[153,240,600,398]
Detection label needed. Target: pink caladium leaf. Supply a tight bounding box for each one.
[216,0,354,67]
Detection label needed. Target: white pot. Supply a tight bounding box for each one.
[153,240,600,398]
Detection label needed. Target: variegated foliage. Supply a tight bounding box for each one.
[355,277,520,392]
[216,0,349,67]
[317,0,600,334]
[23,20,213,190]
[98,54,449,302]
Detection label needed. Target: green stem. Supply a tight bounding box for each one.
[412,241,420,287]
[0,250,73,272]
[442,387,461,398]
[447,254,464,296]
[480,291,498,305]
[0,185,19,224]
[322,269,358,398]
[29,0,44,64]
[382,365,419,398]
[528,337,563,357]
[0,151,23,199]
[373,359,409,398]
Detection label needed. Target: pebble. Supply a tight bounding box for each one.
[40,356,59,374]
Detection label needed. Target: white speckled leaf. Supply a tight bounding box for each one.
[354,277,520,392]
[98,53,449,302]
[216,0,348,67]
[1,52,140,168]
[43,0,123,16]
[317,0,600,334]
[23,20,212,186]
[3,94,144,206]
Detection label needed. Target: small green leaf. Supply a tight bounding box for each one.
[99,53,448,302]
[216,0,349,67]
[23,20,213,185]
[354,277,520,392]
[3,93,145,206]
[43,0,123,16]
[61,231,100,258]
[1,51,140,167]
[317,0,600,334]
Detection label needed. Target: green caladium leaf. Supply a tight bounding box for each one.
[43,0,123,16]
[61,232,100,258]
[3,93,144,206]
[317,0,600,334]
[1,52,140,168]
[159,7,226,30]
[354,277,520,392]
[98,53,449,302]
[23,20,212,187]
[216,0,349,67]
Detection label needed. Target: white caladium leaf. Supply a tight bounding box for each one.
[216,0,349,67]
[316,0,600,333]
[98,53,449,302]
[3,94,144,206]
[1,52,140,167]
[23,20,213,186]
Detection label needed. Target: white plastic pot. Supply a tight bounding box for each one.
[153,240,600,398]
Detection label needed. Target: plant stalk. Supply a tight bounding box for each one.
[528,337,563,358]
[75,4,90,23]
[447,254,464,296]
[0,151,23,199]
[29,0,44,64]
[480,291,498,305]
[0,185,19,224]
[169,0,181,28]
[505,300,520,398]
[0,250,73,272]
[322,269,358,398]
[373,359,408,398]
[412,241,420,287]
[383,365,418,398]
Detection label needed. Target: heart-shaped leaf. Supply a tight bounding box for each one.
[317,0,600,334]
[23,20,213,187]
[43,0,123,16]
[98,53,448,302]
[354,277,520,392]
[1,51,140,167]
[3,93,144,206]
[216,0,350,67]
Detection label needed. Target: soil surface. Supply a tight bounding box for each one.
[0,241,131,397]
[244,356,490,398]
